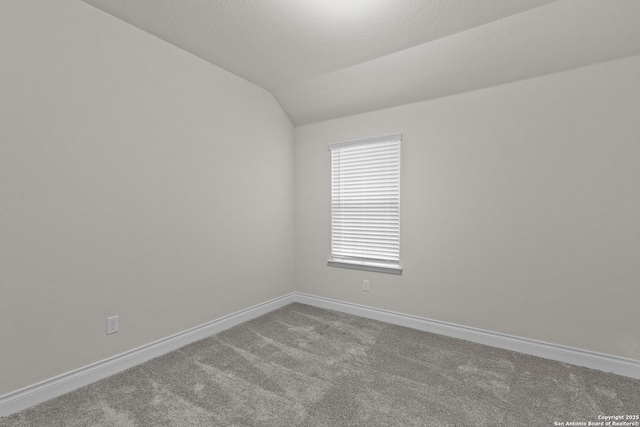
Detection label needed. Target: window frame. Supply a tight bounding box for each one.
[327,133,402,275]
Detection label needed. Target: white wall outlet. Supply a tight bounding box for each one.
[363,280,370,291]
[106,315,119,335]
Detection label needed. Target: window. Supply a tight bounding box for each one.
[328,133,402,275]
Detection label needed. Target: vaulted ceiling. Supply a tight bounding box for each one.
[81,0,640,125]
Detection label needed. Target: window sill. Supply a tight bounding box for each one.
[327,260,402,275]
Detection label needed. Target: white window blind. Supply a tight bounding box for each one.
[328,133,401,275]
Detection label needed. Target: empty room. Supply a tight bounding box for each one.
[1,0,639,425]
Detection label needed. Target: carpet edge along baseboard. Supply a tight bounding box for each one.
[1,292,638,418]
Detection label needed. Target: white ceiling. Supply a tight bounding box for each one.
[81,0,640,125]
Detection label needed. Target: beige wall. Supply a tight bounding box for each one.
[295,55,640,360]
[0,0,294,394]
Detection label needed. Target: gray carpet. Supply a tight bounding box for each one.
[1,303,638,426]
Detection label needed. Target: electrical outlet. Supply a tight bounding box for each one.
[106,315,119,335]
[363,280,370,291]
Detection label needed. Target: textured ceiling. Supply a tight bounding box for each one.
[81,0,640,125]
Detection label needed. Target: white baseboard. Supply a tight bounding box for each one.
[3,291,638,418]
[0,293,296,418]
[293,293,640,380]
